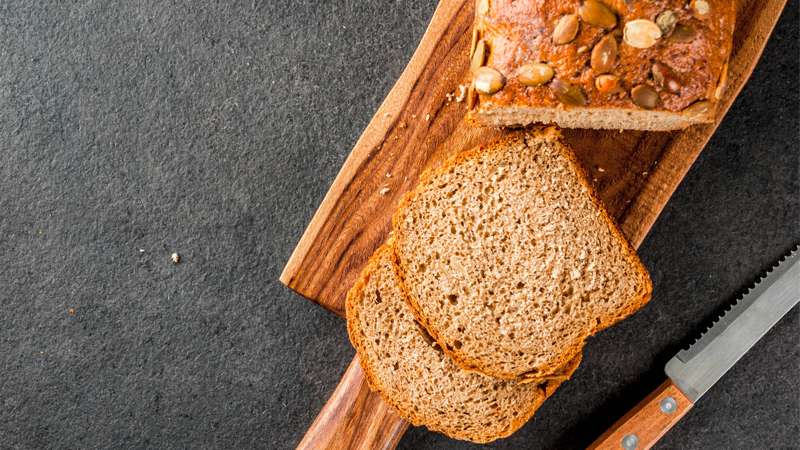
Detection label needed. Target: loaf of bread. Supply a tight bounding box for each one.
[346,244,581,443]
[467,0,735,130]
[393,129,652,380]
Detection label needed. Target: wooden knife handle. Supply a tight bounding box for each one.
[296,356,409,450]
[588,380,694,450]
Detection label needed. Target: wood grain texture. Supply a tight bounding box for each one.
[296,357,409,450]
[287,1,787,449]
[587,380,694,450]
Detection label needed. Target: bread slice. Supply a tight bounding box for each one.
[346,244,581,443]
[393,128,652,381]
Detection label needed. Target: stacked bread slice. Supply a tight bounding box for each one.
[347,245,582,443]
[346,128,652,443]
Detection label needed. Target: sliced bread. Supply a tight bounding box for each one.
[346,244,580,443]
[392,128,652,380]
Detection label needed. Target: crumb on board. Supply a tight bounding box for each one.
[385,172,392,178]
[455,84,468,102]
[425,113,431,122]
[379,187,391,196]
[597,167,605,173]
[67,308,75,316]
[171,252,181,264]
[642,171,649,176]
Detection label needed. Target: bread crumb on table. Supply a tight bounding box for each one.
[171,252,181,264]
[379,187,391,196]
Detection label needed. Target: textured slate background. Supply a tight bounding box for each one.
[0,1,797,449]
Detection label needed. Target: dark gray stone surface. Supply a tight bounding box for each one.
[0,1,796,449]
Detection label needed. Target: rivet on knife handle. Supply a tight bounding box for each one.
[587,380,694,450]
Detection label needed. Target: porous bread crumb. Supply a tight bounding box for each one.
[393,130,652,380]
[171,253,181,264]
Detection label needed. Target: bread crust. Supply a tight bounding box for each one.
[345,243,582,443]
[391,128,652,381]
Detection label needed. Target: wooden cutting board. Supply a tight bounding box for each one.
[280,1,787,448]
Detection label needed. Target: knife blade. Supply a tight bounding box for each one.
[665,246,799,402]
[589,246,799,450]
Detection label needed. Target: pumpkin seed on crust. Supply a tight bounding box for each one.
[474,67,505,95]
[551,79,587,106]
[518,63,554,86]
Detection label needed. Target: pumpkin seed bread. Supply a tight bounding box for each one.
[392,129,652,380]
[346,244,581,443]
[467,0,735,130]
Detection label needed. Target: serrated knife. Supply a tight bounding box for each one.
[589,247,799,450]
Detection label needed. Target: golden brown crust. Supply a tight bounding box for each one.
[469,0,735,128]
[557,147,655,331]
[345,245,394,398]
[552,134,654,336]
[346,243,582,443]
[391,128,652,381]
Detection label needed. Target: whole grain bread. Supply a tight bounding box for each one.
[346,244,581,443]
[392,128,652,380]
[467,0,736,130]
